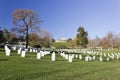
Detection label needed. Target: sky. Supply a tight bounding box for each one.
[0,0,120,40]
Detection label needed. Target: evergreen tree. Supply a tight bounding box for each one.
[0,28,9,44]
[76,26,88,48]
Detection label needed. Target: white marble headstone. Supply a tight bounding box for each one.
[104,53,106,57]
[89,56,92,61]
[37,52,41,59]
[13,46,16,50]
[116,55,119,60]
[65,54,68,60]
[41,51,45,57]
[92,56,96,60]
[75,54,78,58]
[17,48,21,54]
[68,54,73,62]
[85,56,89,61]
[33,49,36,52]
[99,56,102,62]
[21,51,26,57]
[6,49,11,56]
[51,52,55,61]
[106,57,109,61]
[30,49,33,52]
[79,54,82,60]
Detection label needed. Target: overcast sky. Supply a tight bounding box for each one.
[0,0,120,40]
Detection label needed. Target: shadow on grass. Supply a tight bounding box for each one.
[0,50,5,52]
[0,58,8,61]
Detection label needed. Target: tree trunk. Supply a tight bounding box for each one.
[26,27,28,48]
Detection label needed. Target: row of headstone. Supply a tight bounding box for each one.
[58,50,115,62]
[59,51,86,62]
[5,47,120,62]
[37,50,51,59]
[29,48,41,53]
[14,47,52,59]
[17,48,26,57]
[59,52,73,62]
[37,48,120,62]
[5,45,26,57]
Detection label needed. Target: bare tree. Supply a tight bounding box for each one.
[106,32,113,49]
[29,32,41,47]
[39,29,52,47]
[88,32,120,49]
[88,39,95,48]
[12,9,41,48]
[67,39,76,48]
[98,32,119,49]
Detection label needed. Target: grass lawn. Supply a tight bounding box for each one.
[0,48,120,80]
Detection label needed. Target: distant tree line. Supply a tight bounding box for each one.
[0,27,52,48]
[88,32,120,49]
[0,8,89,49]
[54,27,120,49]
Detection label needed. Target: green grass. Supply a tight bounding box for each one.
[1,48,120,80]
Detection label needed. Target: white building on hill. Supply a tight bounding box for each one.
[55,37,67,42]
